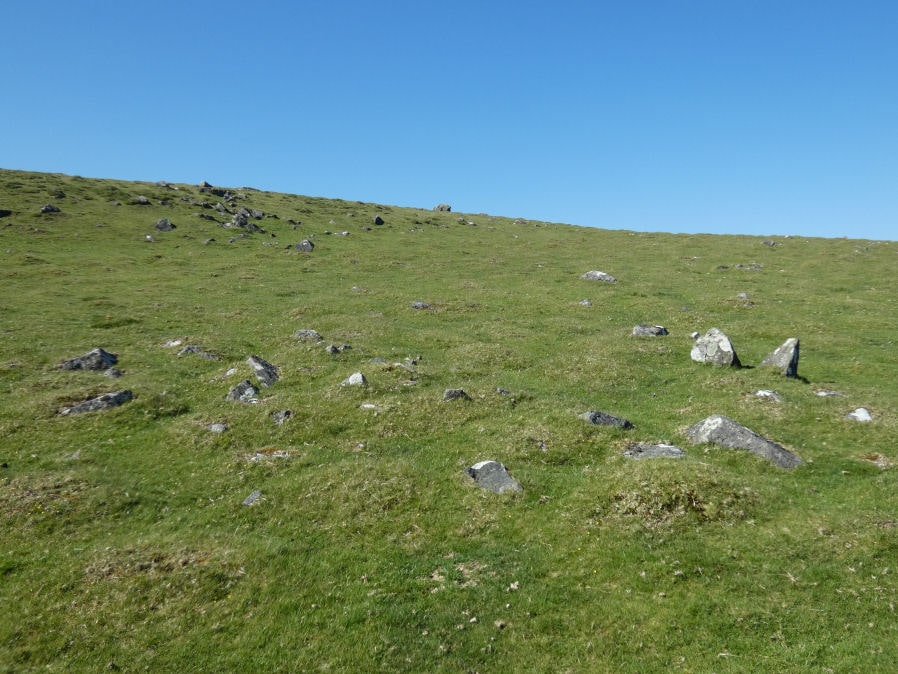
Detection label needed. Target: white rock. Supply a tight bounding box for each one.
[846,407,873,422]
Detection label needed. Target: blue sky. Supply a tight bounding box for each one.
[3,1,896,240]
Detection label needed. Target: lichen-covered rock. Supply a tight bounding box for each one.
[579,410,633,429]
[759,338,800,377]
[60,348,118,371]
[633,324,669,337]
[685,414,801,469]
[580,270,617,283]
[690,328,741,367]
[226,380,259,403]
[59,390,133,415]
[466,461,522,494]
[341,372,368,387]
[247,355,279,387]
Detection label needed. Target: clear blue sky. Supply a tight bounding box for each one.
[3,1,896,240]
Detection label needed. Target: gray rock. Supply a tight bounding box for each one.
[846,407,873,422]
[242,490,262,506]
[226,380,259,403]
[815,389,845,397]
[40,204,61,213]
[690,328,741,367]
[465,460,522,494]
[154,218,176,232]
[443,388,472,402]
[579,299,592,307]
[579,410,633,429]
[177,345,219,360]
[755,389,783,402]
[759,338,799,378]
[411,301,433,310]
[294,329,323,342]
[580,270,617,283]
[59,390,133,415]
[247,355,279,387]
[295,239,314,252]
[133,196,150,205]
[270,409,293,425]
[341,372,368,387]
[685,414,802,469]
[207,422,229,433]
[60,347,118,371]
[433,204,452,212]
[324,344,351,354]
[624,443,685,459]
[633,324,669,337]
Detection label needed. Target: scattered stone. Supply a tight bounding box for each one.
[325,344,351,354]
[579,410,633,429]
[815,390,845,397]
[59,390,133,415]
[443,388,472,402]
[373,215,385,225]
[579,299,592,307]
[242,490,262,506]
[846,407,873,423]
[737,292,751,300]
[177,345,219,360]
[411,301,433,310]
[295,239,314,252]
[434,204,452,212]
[207,422,228,433]
[633,324,669,337]
[759,338,800,377]
[580,270,617,283]
[154,218,176,231]
[40,204,61,213]
[270,410,293,425]
[133,196,150,205]
[0,209,14,218]
[60,347,118,371]
[465,460,522,494]
[624,443,685,459]
[144,235,156,243]
[762,240,778,247]
[294,329,323,342]
[341,372,368,387]
[226,380,259,403]
[755,389,783,402]
[685,414,802,469]
[690,328,741,367]
[104,368,124,379]
[247,355,279,387]
[162,339,183,348]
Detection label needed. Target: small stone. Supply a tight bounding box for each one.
[294,329,323,342]
[632,324,669,337]
[341,372,368,387]
[373,215,385,225]
[755,389,783,402]
[411,301,433,310]
[846,408,873,423]
[295,239,314,252]
[685,414,801,469]
[815,390,844,397]
[104,368,124,378]
[466,460,522,494]
[154,218,176,232]
[579,410,633,429]
[59,390,133,415]
[40,204,61,213]
[443,388,471,402]
[433,203,452,212]
[759,338,800,378]
[247,355,279,387]
[60,347,118,371]
[242,490,262,506]
[226,380,259,403]
[624,443,685,459]
[579,299,592,306]
[580,270,617,283]
[690,328,741,367]
[270,410,293,425]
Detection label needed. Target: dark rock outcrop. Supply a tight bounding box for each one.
[624,443,685,459]
[226,380,259,403]
[466,460,522,494]
[633,325,669,337]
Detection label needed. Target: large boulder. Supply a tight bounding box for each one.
[60,348,118,371]
[759,338,799,378]
[685,414,801,469]
[690,328,741,367]
[466,461,522,494]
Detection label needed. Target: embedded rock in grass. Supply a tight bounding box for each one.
[104,368,123,378]
[579,410,633,429]
[295,239,314,252]
[846,407,873,422]
[466,461,522,494]
[60,347,118,371]
[755,389,783,402]
[633,324,669,337]
[242,490,262,506]
[177,345,219,360]
[580,270,617,283]
[207,422,228,433]
[341,372,368,387]
[624,443,685,459]
[294,329,323,343]
[685,414,801,469]
[40,204,61,213]
[226,380,259,403]
[270,409,293,425]
[154,218,176,232]
[433,203,452,212]
[759,338,800,377]
[325,344,351,354]
[443,388,472,402]
[690,328,741,367]
[373,215,385,225]
[411,301,433,310]
[247,355,279,387]
[59,390,133,415]
[0,209,13,218]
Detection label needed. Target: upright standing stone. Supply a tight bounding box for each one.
[759,338,800,378]
[690,328,741,367]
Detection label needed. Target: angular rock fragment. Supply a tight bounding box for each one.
[443,388,471,402]
[580,270,617,283]
[341,372,368,387]
[270,409,293,425]
[433,203,452,212]
[624,443,685,459]
[226,380,259,403]
[294,329,323,342]
[295,239,314,252]
[685,414,801,469]
[40,204,61,213]
[247,355,279,387]
[154,218,176,231]
[579,410,633,429]
[373,215,385,225]
[411,301,433,310]
[466,460,522,494]
[690,328,741,367]
[759,338,800,377]
[633,324,669,337]
[60,348,118,371]
[207,422,228,433]
[242,490,262,506]
[846,407,873,423]
[59,390,133,415]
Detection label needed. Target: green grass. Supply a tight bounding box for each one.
[1,168,897,672]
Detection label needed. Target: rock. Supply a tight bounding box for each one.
[373,215,385,225]
[443,388,471,402]
[690,328,741,367]
[104,368,124,379]
[232,212,264,233]
[226,380,259,403]
[242,490,262,506]
[815,390,844,397]
[759,338,799,378]
[133,196,151,205]
[465,461,522,494]
[434,204,452,212]
[579,299,592,306]
[177,345,219,360]
[411,301,433,310]
[341,372,368,387]
[579,410,633,429]
[60,348,118,371]
[762,240,778,247]
[247,355,279,387]
[633,324,669,337]
[59,390,133,415]
[685,414,802,469]
[624,443,685,459]
[324,344,351,354]
[295,239,314,252]
[294,329,323,342]
[40,204,61,213]
[755,389,783,402]
[154,218,176,231]
[580,270,617,283]
[207,422,228,433]
[270,410,293,425]
[846,408,873,423]
[0,209,13,218]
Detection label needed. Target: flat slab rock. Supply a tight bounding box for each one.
[685,414,801,469]
[466,461,522,494]
[60,390,133,415]
[60,348,118,371]
[624,443,685,459]
[633,325,669,337]
[580,270,617,283]
[226,380,259,402]
[579,410,633,429]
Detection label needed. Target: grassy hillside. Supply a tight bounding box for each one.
[2,168,896,672]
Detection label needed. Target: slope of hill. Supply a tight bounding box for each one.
[2,168,896,671]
